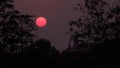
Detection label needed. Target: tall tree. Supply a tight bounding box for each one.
[68,0,120,49]
[0,0,36,54]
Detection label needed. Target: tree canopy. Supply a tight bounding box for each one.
[68,0,120,49]
[0,0,36,54]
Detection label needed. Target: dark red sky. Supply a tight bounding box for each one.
[14,0,115,51]
[14,0,85,51]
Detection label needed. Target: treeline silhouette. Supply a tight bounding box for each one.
[0,0,120,68]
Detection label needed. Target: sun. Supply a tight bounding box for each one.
[36,17,47,28]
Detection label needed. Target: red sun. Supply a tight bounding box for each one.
[36,17,47,27]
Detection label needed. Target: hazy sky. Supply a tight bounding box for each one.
[14,0,84,51]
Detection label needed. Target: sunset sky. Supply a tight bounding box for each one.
[14,0,84,51]
[13,0,117,51]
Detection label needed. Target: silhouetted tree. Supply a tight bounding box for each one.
[0,0,36,55]
[25,39,59,57]
[68,0,120,49]
[24,39,59,68]
[64,0,120,67]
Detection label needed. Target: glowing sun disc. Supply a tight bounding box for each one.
[36,17,47,27]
